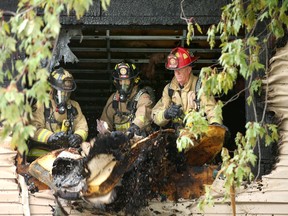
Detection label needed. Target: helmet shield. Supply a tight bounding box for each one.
[49,68,76,114]
[54,90,71,105]
[113,62,139,102]
[165,47,199,70]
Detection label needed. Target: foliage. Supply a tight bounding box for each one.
[186,18,202,46]
[177,109,209,152]
[179,0,284,213]
[101,0,111,11]
[198,122,278,211]
[0,0,114,155]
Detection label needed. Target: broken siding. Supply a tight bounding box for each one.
[0,136,82,215]
[190,41,288,216]
[188,41,288,215]
[0,137,23,215]
[186,40,288,216]
[0,152,70,216]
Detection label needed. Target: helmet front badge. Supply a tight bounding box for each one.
[167,54,178,69]
[120,68,127,75]
[119,67,129,79]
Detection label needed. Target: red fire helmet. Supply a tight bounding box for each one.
[165,47,199,70]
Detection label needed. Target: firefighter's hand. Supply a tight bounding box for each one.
[126,124,140,139]
[164,104,183,119]
[47,131,68,148]
[68,134,83,148]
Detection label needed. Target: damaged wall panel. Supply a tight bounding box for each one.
[60,0,229,26]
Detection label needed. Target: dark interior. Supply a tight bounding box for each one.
[59,25,246,153]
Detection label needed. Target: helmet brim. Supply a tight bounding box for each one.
[50,81,77,92]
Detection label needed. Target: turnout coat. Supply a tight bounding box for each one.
[100,86,154,133]
[151,73,222,127]
[31,98,88,144]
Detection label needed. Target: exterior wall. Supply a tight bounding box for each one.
[0,0,18,12]
[0,0,228,26]
[60,0,229,26]
[0,134,90,215]
[2,1,286,215]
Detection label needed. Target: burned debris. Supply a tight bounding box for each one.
[26,125,226,215]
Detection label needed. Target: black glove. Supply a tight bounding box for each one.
[47,131,68,148]
[164,104,183,119]
[111,130,129,144]
[126,124,140,139]
[68,134,83,148]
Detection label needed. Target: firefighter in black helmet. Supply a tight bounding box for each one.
[100,62,154,138]
[49,67,77,114]
[28,68,88,161]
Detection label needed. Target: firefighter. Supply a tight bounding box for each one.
[151,47,222,129]
[28,68,88,161]
[100,62,154,138]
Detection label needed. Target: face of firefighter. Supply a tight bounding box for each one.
[174,66,191,86]
[53,89,71,114]
[118,79,132,102]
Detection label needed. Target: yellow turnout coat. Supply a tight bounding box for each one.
[151,73,222,127]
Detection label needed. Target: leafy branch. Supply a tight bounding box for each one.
[197,0,284,214]
[180,0,202,46]
[179,0,284,214]
[0,0,96,154]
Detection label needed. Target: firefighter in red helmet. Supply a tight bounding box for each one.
[100,61,154,138]
[152,47,222,128]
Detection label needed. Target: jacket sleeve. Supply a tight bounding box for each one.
[132,92,153,129]
[100,94,115,131]
[151,84,172,127]
[200,93,223,124]
[30,105,53,144]
[72,101,89,141]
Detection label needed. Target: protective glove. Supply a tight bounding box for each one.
[126,123,140,139]
[47,131,68,148]
[68,134,83,148]
[110,130,128,145]
[164,104,183,119]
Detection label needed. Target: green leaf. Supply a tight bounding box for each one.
[195,22,203,34]
[259,11,269,21]
[18,19,28,34]
[101,0,111,10]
